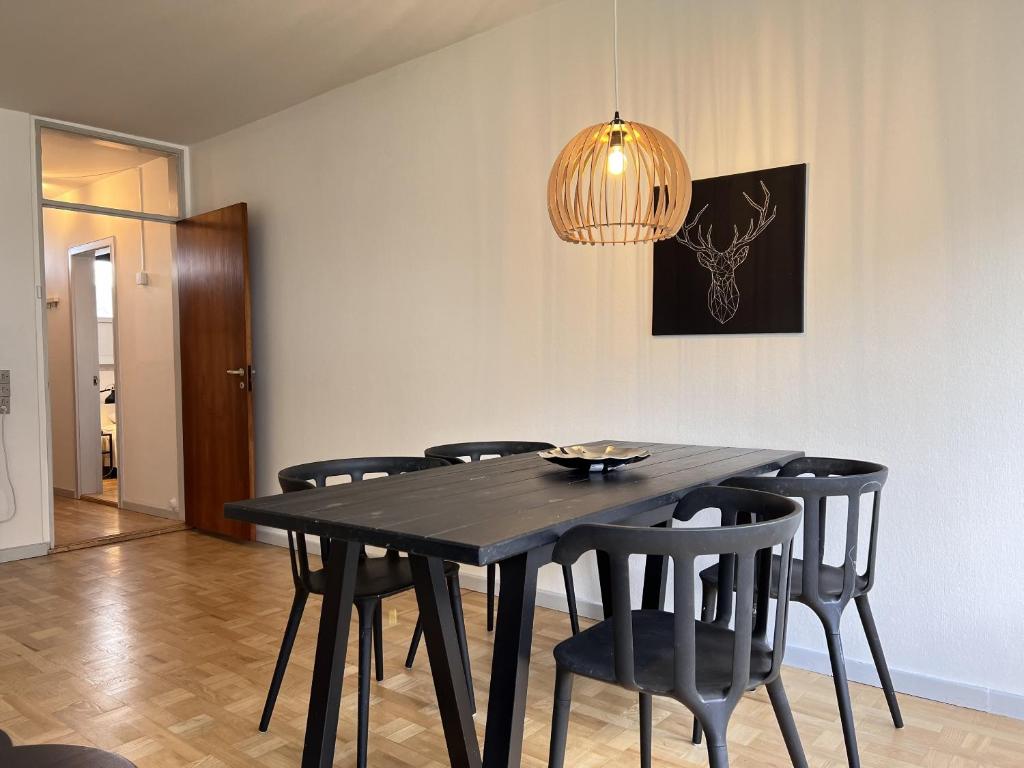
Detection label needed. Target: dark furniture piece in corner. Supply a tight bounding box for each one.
[694,458,902,768]
[549,486,807,768]
[100,431,116,479]
[0,730,136,767]
[422,441,581,635]
[261,457,473,768]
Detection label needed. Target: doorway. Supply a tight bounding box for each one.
[35,121,257,551]
[39,125,188,551]
[68,240,117,506]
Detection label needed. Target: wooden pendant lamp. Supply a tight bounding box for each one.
[547,0,692,245]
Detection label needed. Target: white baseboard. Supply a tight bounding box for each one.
[53,487,75,498]
[459,571,1024,722]
[459,570,606,621]
[781,645,1024,721]
[257,525,304,549]
[0,542,50,563]
[252,532,1024,722]
[121,500,182,521]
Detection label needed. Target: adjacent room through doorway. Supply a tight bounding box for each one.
[39,126,187,551]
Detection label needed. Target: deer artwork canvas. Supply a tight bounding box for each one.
[652,163,806,334]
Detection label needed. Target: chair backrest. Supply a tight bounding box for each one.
[723,457,888,611]
[552,486,801,709]
[277,457,450,590]
[424,440,555,464]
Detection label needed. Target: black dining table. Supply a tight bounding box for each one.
[226,440,802,768]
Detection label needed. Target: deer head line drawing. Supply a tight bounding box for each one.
[675,180,777,324]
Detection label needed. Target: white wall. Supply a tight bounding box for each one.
[0,107,49,559]
[189,0,1024,716]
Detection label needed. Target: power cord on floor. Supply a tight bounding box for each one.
[0,413,16,523]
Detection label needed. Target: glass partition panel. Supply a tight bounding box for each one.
[39,127,181,218]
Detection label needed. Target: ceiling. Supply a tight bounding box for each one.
[39,128,173,199]
[0,0,564,145]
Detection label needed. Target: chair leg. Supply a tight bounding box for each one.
[707,743,729,768]
[259,588,308,732]
[639,693,652,768]
[691,583,717,746]
[700,585,718,622]
[855,594,904,728]
[767,677,808,768]
[447,570,476,712]
[356,601,373,768]
[405,615,423,669]
[562,565,581,635]
[700,715,729,768]
[548,666,574,768]
[487,562,496,632]
[825,628,861,768]
[373,599,385,682]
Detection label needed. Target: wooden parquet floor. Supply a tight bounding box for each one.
[81,477,121,507]
[0,531,1020,767]
[52,495,186,551]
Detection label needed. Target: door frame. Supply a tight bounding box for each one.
[67,237,123,505]
[31,117,191,547]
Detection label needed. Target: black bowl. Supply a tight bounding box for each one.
[538,444,651,473]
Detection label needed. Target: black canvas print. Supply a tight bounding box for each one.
[652,163,806,335]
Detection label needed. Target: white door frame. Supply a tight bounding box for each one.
[68,237,122,503]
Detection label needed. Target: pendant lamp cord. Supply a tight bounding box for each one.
[612,0,621,114]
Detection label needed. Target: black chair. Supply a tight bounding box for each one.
[421,441,581,635]
[261,457,473,768]
[694,458,902,767]
[549,486,807,768]
[0,730,136,767]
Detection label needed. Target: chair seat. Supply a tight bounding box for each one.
[699,555,868,600]
[0,738,136,768]
[307,555,459,600]
[553,609,772,697]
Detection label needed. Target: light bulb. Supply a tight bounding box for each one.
[607,145,626,175]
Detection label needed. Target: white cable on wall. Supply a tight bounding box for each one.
[0,415,16,524]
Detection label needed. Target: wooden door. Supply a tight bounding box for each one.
[176,203,255,539]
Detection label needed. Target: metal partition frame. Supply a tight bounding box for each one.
[35,120,186,224]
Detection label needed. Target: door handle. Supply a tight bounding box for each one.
[227,367,253,391]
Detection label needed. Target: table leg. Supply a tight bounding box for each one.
[482,549,543,768]
[409,555,481,768]
[600,516,673,616]
[301,539,360,768]
[596,550,613,619]
[641,519,671,610]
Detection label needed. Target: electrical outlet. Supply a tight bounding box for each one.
[0,370,9,414]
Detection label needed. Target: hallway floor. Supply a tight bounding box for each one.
[52,495,186,552]
[81,477,119,506]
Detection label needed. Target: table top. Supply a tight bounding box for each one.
[225,441,802,566]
